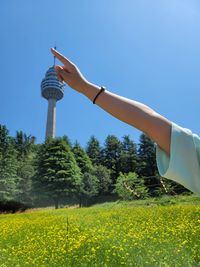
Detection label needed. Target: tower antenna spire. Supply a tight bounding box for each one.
[53,44,57,66]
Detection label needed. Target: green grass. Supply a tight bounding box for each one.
[93,194,200,208]
[0,195,199,267]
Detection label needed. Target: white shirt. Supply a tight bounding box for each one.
[156,122,200,195]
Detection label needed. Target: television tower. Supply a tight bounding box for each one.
[41,47,65,139]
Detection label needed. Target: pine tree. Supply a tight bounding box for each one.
[137,133,159,195]
[15,156,34,205]
[119,135,138,174]
[0,125,18,201]
[72,141,94,174]
[86,136,102,166]
[14,131,32,160]
[35,138,81,208]
[79,172,99,207]
[72,141,100,206]
[14,131,34,204]
[93,165,112,195]
[137,133,157,177]
[62,135,73,149]
[101,135,122,185]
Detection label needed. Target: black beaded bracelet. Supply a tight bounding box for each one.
[93,87,106,104]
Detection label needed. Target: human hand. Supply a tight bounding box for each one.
[51,48,89,93]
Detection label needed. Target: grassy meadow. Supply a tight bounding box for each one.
[0,195,199,267]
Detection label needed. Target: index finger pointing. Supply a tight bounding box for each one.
[51,48,74,69]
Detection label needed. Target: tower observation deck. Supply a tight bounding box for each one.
[41,66,65,139]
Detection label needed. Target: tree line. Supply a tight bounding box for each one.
[0,124,189,211]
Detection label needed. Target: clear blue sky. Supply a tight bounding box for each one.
[1,0,200,149]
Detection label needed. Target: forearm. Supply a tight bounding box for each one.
[82,82,172,156]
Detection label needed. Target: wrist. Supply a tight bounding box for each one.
[81,82,101,101]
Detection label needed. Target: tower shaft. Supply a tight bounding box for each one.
[45,98,56,139]
[41,65,65,140]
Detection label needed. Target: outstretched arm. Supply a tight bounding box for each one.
[51,48,172,156]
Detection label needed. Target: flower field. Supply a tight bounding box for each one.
[0,202,199,266]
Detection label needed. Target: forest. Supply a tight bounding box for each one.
[0,124,189,211]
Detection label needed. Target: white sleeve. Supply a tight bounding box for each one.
[156,122,200,195]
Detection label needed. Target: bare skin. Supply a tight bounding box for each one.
[51,48,172,156]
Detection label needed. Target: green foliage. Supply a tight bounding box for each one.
[35,138,81,208]
[14,131,32,160]
[72,141,94,174]
[136,133,161,195]
[62,135,73,149]
[72,142,99,206]
[119,135,138,174]
[0,123,191,208]
[15,159,34,204]
[14,131,35,205]
[137,133,157,177]
[114,172,149,200]
[86,136,102,166]
[156,176,189,196]
[93,164,112,195]
[0,125,18,201]
[78,172,99,206]
[101,135,121,185]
